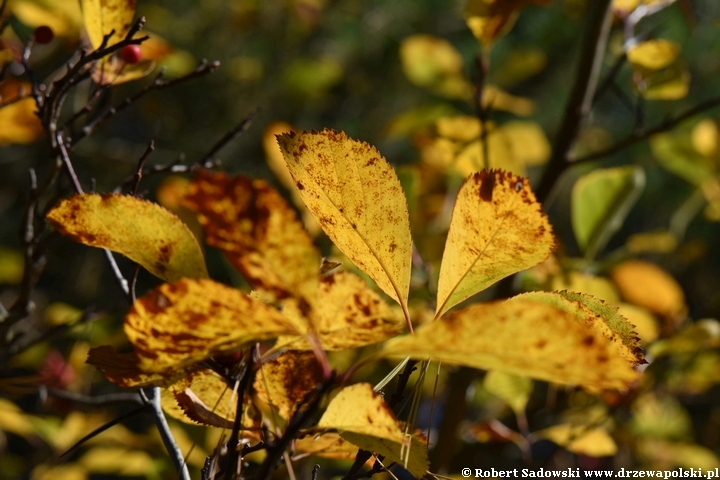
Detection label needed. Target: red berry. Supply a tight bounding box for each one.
[120,44,142,64]
[33,25,54,45]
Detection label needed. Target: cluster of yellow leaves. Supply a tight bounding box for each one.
[627,39,690,100]
[46,128,647,477]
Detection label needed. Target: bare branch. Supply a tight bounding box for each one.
[141,388,191,480]
[198,110,257,165]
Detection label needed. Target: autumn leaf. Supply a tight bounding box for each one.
[253,351,323,421]
[0,80,44,145]
[86,345,193,388]
[435,170,555,318]
[47,194,208,282]
[611,260,687,319]
[276,272,403,351]
[627,39,690,100]
[277,129,413,326]
[381,292,642,391]
[483,370,533,415]
[294,433,359,460]
[318,383,429,477]
[184,169,320,308]
[124,278,297,373]
[465,0,551,48]
[537,424,618,457]
[81,0,136,49]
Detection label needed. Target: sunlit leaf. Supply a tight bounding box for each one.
[381,293,642,391]
[628,39,680,70]
[650,132,716,185]
[465,0,551,47]
[253,351,323,421]
[537,424,617,457]
[571,166,645,259]
[294,433,359,460]
[611,260,686,318]
[691,119,720,158]
[501,121,551,167]
[11,1,83,40]
[79,447,156,476]
[124,278,297,373]
[0,398,37,437]
[184,169,320,307]
[318,383,429,477]
[277,129,412,318]
[435,170,555,318]
[550,272,620,305]
[617,303,659,346]
[81,0,136,49]
[0,80,43,145]
[47,193,208,282]
[276,272,403,350]
[483,370,532,414]
[86,345,193,388]
[399,34,472,99]
[31,464,87,480]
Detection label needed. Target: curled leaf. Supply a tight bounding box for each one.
[435,170,555,318]
[47,194,208,282]
[124,278,297,373]
[277,130,412,319]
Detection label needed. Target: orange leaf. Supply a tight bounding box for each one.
[124,278,298,373]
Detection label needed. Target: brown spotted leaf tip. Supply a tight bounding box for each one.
[381,293,642,392]
[276,272,404,350]
[86,345,193,388]
[277,129,412,322]
[253,351,323,421]
[435,169,555,318]
[81,0,136,49]
[318,383,429,477]
[184,170,321,310]
[124,278,298,373]
[47,193,208,282]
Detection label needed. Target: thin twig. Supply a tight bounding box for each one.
[69,60,220,147]
[535,0,614,203]
[58,406,146,459]
[573,94,720,162]
[130,140,155,195]
[141,388,191,480]
[43,387,143,406]
[198,110,257,165]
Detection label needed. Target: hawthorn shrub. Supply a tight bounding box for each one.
[0,1,719,480]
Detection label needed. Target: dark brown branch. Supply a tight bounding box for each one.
[535,0,614,203]
[43,388,143,406]
[573,94,720,163]
[223,355,254,480]
[130,140,156,195]
[69,59,220,147]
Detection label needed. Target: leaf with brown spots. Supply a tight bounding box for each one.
[47,194,208,282]
[435,170,555,318]
[124,278,297,373]
[81,0,136,49]
[86,345,194,388]
[294,433,359,460]
[184,169,320,309]
[275,272,403,351]
[253,351,323,421]
[317,383,429,477]
[277,130,413,328]
[380,293,641,392]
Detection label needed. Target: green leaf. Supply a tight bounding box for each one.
[650,132,717,185]
[571,165,645,259]
[483,370,532,414]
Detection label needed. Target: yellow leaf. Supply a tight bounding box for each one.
[691,119,719,158]
[31,464,87,480]
[294,432,359,460]
[381,293,641,391]
[253,351,323,421]
[86,345,193,388]
[79,447,155,476]
[90,56,155,85]
[611,260,686,318]
[399,34,472,99]
[276,272,403,350]
[465,0,551,47]
[0,80,44,145]
[638,440,720,470]
[483,370,533,414]
[124,278,298,373]
[550,272,620,305]
[0,245,24,284]
[184,169,320,307]
[81,0,136,49]
[318,383,429,477]
[46,193,208,282]
[617,303,659,346]
[44,302,83,327]
[627,39,680,70]
[11,1,83,40]
[277,130,412,322]
[626,231,678,253]
[0,398,36,437]
[435,170,555,318]
[501,121,551,166]
[538,424,617,457]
